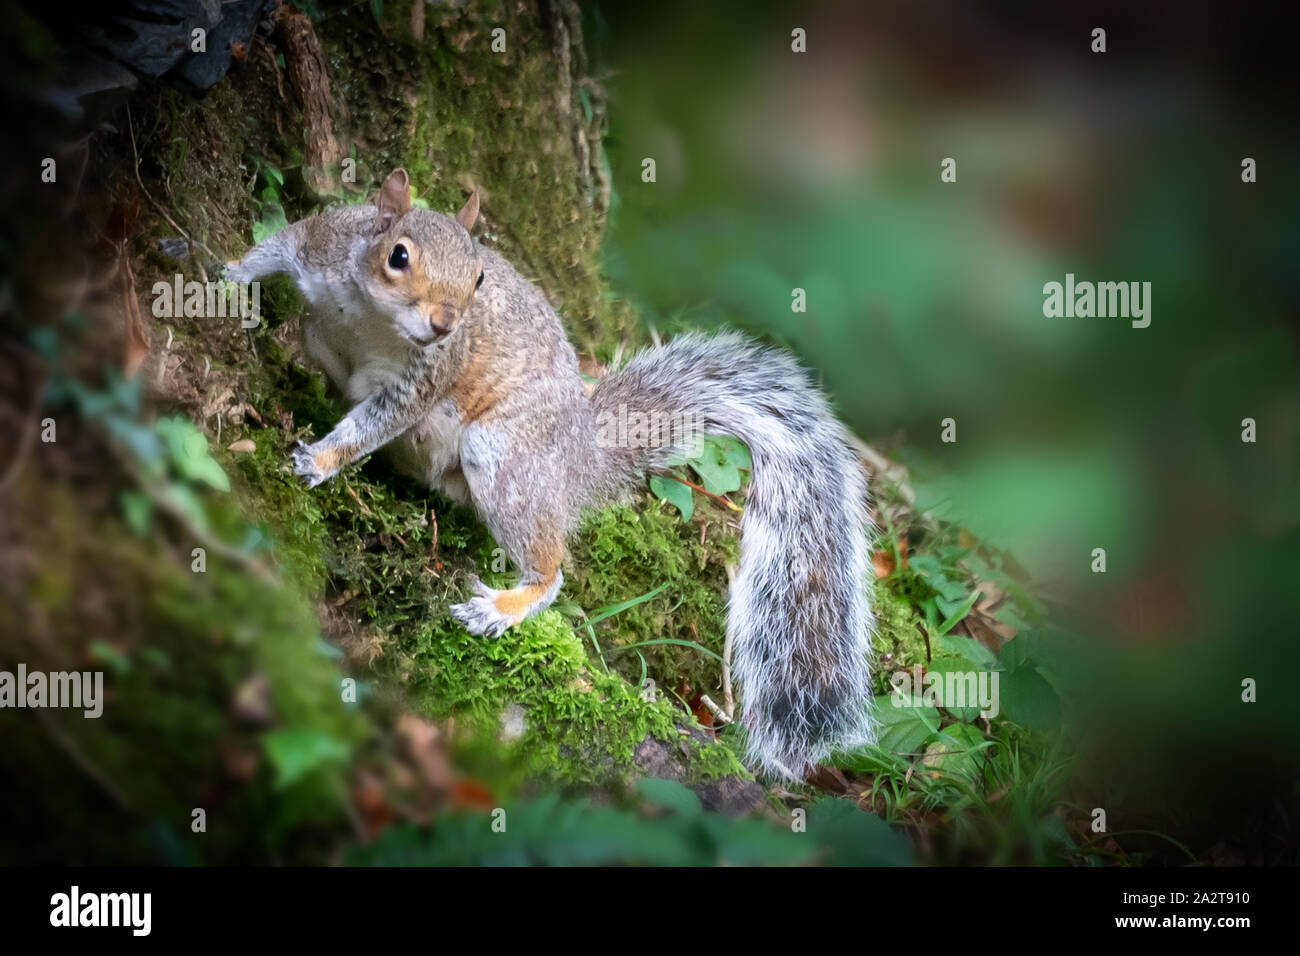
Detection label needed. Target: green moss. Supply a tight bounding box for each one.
[567,496,738,696]
[871,579,928,693]
[400,608,679,792]
[684,735,749,782]
[1,477,366,865]
[315,0,637,355]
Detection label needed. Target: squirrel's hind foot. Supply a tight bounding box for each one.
[449,577,514,639]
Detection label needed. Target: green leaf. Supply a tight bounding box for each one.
[714,435,751,470]
[263,728,349,790]
[907,554,944,578]
[636,777,702,816]
[998,630,1054,672]
[119,490,152,535]
[649,474,693,521]
[161,483,209,532]
[88,640,130,677]
[935,590,981,636]
[999,666,1062,731]
[806,799,912,866]
[934,633,1001,671]
[155,417,230,492]
[587,582,668,627]
[703,816,817,866]
[924,656,985,722]
[688,435,746,495]
[923,723,987,783]
[252,202,288,243]
[869,695,941,755]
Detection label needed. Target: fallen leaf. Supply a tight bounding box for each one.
[806,764,850,792]
[449,778,496,812]
[873,550,895,578]
[353,772,394,837]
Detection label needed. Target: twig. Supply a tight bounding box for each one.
[722,564,736,718]
[698,694,732,724]
[126,103,216,281]
[344,481,374,517]
[667,473,742,513]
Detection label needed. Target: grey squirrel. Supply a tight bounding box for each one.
[226,168,876,780]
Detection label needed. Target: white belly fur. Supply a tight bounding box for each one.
[294,265,468,500]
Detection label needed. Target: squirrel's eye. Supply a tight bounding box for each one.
[388,244,409,270]
[476,270,484,289]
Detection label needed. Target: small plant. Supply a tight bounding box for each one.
[250,162,289,243]
[649,434,751,521]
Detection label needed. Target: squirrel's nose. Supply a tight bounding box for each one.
[429,303,457,336]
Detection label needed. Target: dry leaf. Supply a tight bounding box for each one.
[873,550,895,578]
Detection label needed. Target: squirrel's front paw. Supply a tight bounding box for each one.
[449,578,513,639]
[290,440,333,489]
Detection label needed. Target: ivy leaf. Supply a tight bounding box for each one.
[649,474,693,521]
[119,490,152,535]
[155,417,230,492]
[688,435,748,495]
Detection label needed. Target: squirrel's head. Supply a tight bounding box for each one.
[363,168,483,347]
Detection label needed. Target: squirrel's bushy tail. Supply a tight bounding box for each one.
[586,331,875,779]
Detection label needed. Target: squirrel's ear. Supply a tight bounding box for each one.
[374,168,411,235]
[455,188,480,232]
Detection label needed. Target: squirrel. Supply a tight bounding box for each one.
[225,168,876,780]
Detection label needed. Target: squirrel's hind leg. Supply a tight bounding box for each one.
[449,492,567,637]
[450,419,571,637]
